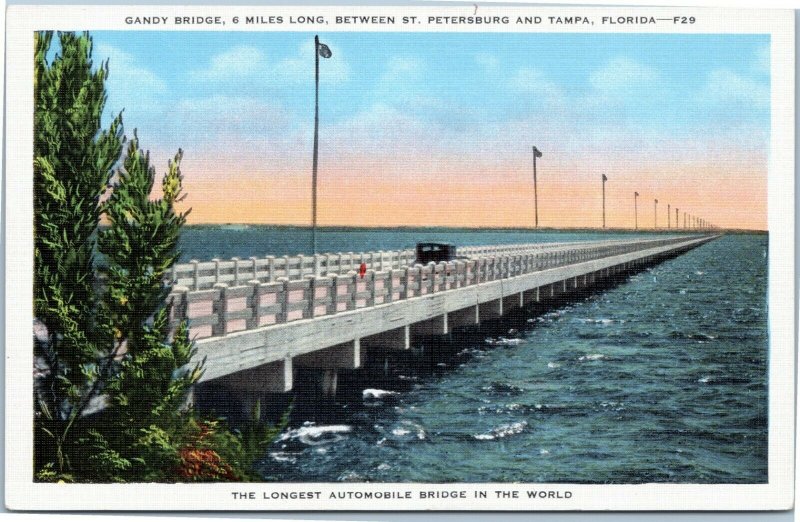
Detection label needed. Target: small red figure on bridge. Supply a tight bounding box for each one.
[359,262,367,279]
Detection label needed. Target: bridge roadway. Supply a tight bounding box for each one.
[168,234,719,399]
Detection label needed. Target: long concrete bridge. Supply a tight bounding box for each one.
[167,234,719,404]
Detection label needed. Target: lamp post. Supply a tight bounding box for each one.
[311,35,333,255]
[634,192,639,230]
[676,208,679,229]
[683,211,686,229]
[602,174,608,229]
[654,199,658,229]
[532,146,543,228]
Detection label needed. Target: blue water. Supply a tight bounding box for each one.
[185,228,768,483]
[177,225,662,261]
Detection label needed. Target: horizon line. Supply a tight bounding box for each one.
[179,223,767,233]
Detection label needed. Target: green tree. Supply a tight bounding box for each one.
[34,31,281,483]
[85,136,203,481]
[33,30,125,474]
[33,30,200,481]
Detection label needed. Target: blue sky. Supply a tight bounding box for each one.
[85,31,770,227]
[94,32,770,141]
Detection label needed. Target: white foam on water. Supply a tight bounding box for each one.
[279,424,352,446]
[547,362,561,369]
[363,388,399,399]
[539,449,550,455]
[269,452,298,464]
[474,421,528,441]
[338,471,365,482]
[491,337,523,346]
[698,376,710,383]
[381,420,428,441]
[578,353,607,361]
[582,318,615,325]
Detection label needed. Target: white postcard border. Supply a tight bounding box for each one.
[4,4,795,511]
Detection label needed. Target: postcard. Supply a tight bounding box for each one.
[4,3,795,512]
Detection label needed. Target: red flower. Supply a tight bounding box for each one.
[176,446,239,481]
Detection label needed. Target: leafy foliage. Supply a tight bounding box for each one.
[33,31,283,483]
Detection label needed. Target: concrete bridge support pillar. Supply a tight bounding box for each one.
[361,325,410,351]
[411,314,448,337]
[522,287,539,306]
[502,294,522,314]
[448,305,480,329]
[479,298,503,321]
[295,339,362,370]
[361,326,411,378]
[295,340,362,398]
[209,358,292,419]
[320,370,338,398]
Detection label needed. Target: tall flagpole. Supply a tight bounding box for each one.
[602,174,607,229]
[654,199,658,229]
[532,147,538,228]
[311,35,332,255]
[532,146,542,229]
[311,35,321,255]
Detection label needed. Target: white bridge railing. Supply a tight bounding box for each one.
[169,237,666,290]
[167,236,701,340]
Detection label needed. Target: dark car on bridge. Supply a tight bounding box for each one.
[415,242,466,265]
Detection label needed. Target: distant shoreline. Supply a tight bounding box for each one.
[180,223,768,235]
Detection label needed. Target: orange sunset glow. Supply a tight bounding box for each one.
[96,31,771,231]
[174,151,767,230]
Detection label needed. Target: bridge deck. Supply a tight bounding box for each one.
[171,234,719,390]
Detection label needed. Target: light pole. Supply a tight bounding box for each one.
[654,199,658,229]
[311,35,333,255]
[676,208,679,229]
[532,146,543,228]
[683,211,686,229]
[634,192,639,230]
[602,174,608,229]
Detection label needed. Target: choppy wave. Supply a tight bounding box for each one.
[474,421,528,441]
[376,420,428,442]
[278,423,352,446]
[485,337,524,347]
[363,388,399,400]
[578,353,607,361]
